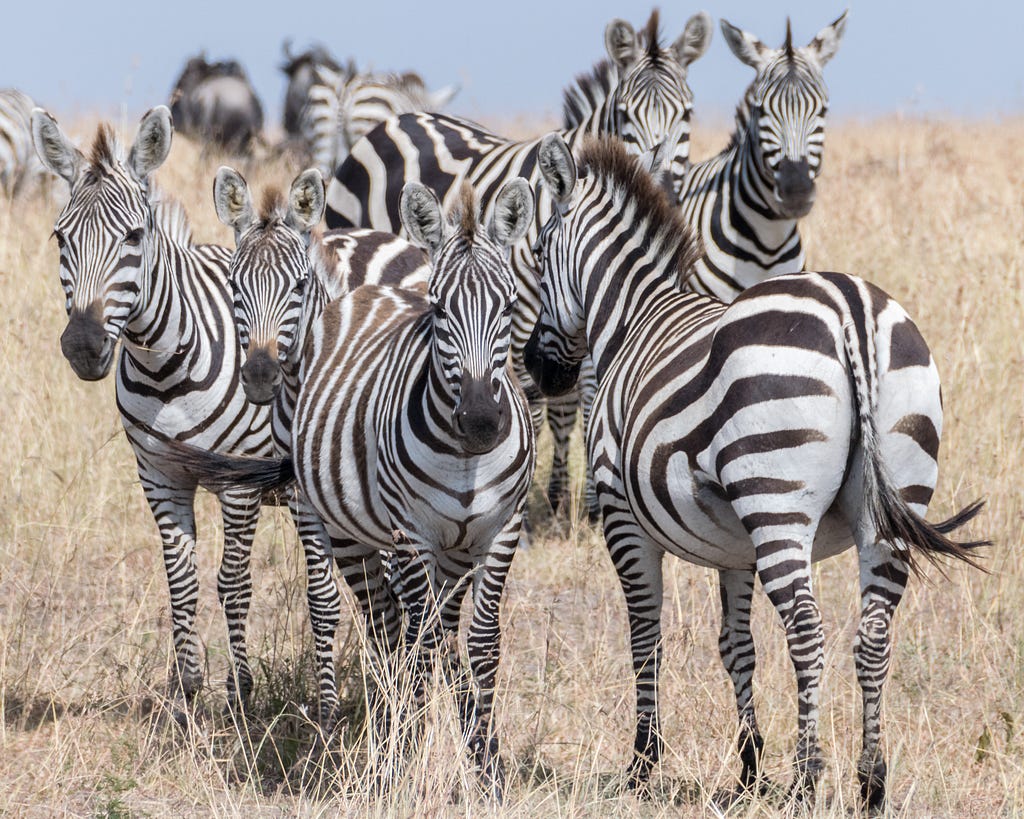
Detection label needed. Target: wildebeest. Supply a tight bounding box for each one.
[169,54,264,153]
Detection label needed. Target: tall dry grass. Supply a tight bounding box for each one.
[0,114,1018,817]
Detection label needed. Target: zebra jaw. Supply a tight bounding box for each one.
[523,325,581,398]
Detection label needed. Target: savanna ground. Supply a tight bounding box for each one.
[0,115,1020,817]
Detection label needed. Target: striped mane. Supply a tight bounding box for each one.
[151,191,193,246]
[577,137,700,286]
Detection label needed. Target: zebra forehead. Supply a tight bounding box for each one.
[756,53,827,98]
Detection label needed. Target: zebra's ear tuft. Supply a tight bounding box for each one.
[489,178,534,249]
[805,9,848,67]
[720,18,771,71]
[673,11,713,67]
[129,106,173,180]
[213,166,255,235]
[400,182,445,254]
[538,134,577,206]
[605,19,639,70]
[287,168,326,233]
[31,108,83,186]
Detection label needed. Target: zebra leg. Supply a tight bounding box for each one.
[577,355,600,523]
[545,387,578,514]
[461,512,522,800]
[392,535,443,712]
[216,486,263,716]
[288,492,343,733]
[752,537,824,804]
[718,569,765,792]
[610,533,665,792]
[141,481,203,707]
[852,536,909,810]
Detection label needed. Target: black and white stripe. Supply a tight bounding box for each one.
[679,12,848,302]
[525,135,984,809]
[325,10,711,514]
[168,180,536,797]
[211,164,430,730]
[301,63,457,178]
[31,106,280,715]
[1,89,44,197]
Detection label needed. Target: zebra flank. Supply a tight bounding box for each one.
[527,135,985,809]
[325,9,711,516]
[678,11,849,302]
[30,106,277,716]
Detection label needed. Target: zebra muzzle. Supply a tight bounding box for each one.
[240,347,283,405]
[524,325,580,398]
[60,308,115,381]
[775,158,816,218]
[454,375,510,455]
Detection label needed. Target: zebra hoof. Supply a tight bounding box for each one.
[858,758,887,812]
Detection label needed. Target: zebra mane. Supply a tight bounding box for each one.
[258,187,288,224]
[308,233,347,301]
[577,137,700,287]
[452,183,479,243]
[643,9,662,61]
[151,190,194,246]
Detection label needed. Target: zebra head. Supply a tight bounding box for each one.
[400,180,533,455]
[606,10,712,161]
[213,166,325,405]
[31,106,173,381]
[722,11,848,219]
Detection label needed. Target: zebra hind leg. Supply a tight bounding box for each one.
[216,487,263,719]
[717,569,766,795]
[544,388,579,516]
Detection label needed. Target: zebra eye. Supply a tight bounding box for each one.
[503,300,516,317]
[52,229,66,249]
[124,227,145,246]
[433,304,447,320]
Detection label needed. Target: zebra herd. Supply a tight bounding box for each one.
[14,7,987,811]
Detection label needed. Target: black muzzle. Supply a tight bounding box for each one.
[60,308,114,381]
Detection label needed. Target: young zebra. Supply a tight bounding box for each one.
[679,12,848,302]
[211,164,430,730]
[167,179,536,797]
[31,105,279,717]
[525,135,985,809]
[325,9,712,514]
[301,63,458,178]
[0,89,44,196]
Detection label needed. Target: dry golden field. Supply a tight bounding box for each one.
[0,115,1019,817]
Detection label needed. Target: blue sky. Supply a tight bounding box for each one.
[6,1,1023,126]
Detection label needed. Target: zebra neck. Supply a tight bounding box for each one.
[120,233,202,367]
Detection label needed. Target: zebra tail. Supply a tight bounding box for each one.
[841,320,990,578]
[128,420,295,494]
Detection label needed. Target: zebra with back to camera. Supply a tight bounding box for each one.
[678,11,847,301]
[279,41,347,140]
[30,104,307,720]
[161,179,536,799]
[525,134,986,810]
[325,9,712,515]
[301,63,459,178]
[210,163,430,731]
[0,89,46,197]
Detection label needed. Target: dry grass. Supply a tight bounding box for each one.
[0,114,1018,817]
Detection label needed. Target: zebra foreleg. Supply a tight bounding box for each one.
[143,483,203,712]
[216,487,262,718]
[717,569,766,793]
[609,532,665,793]
[288,494,343,734]
[852,537,909,811]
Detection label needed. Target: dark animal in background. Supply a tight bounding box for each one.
[169,54,264,153]
[279,40,350,139]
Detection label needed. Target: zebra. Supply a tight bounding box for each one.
[160,178,536,798]
[0,89,45,197]
[300,63,458,178]
[30,104,283,718]
[325,9,712,515]
[210,163,430,730]
[279,41,348,139]
[525,134,985,809]
[678,12,848,302]
[169,54,264,154]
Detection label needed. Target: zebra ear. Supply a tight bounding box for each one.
[489,178,534,249]
[538,133,577,207]
[672,11,713,67]
[31,108,83,186]
[805,9,848,67]
[129,106,173,181]
[605,19,639,70]
[286,168,326,233]
[400,182,445,254]
[428,83,459,110]
[720,18,771,71]
[213,166,255,235]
